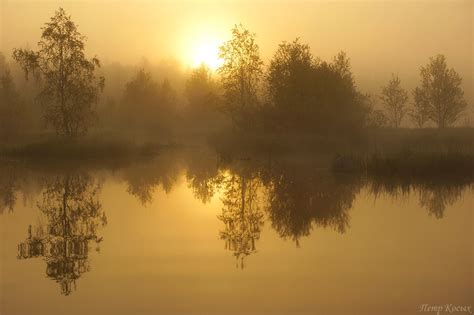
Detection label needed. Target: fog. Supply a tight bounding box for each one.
[1,2,474,311]
[2,0,473,104]
[1,0,473,145]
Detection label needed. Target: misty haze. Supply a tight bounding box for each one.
[0,1,473,315]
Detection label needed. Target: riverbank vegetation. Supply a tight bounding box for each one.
[1,8,472,166]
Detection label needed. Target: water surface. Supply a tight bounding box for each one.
[1,149,472,315]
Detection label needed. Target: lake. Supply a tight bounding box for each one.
[1,148,472,315]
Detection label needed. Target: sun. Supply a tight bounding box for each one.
[186,35,223,70]
[192,41,222,70]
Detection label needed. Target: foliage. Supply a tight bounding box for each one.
[410,86,431,128]
[0,65,25,142]
[413,55,467,128]
[121,69,176,130]
[17,173,106,295]
[266,38,315,130]
[380,74,408,128]
[218,24,264,130]
[12,8,104,137]
[266,41,367,133]
[185,64,219,114]
[218,169,264,269]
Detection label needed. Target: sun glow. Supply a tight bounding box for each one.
[192,41,222,69]
[184,32,224,70]
[182,25,224,70]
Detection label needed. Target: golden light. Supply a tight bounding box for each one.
[189,36,223,70]
[180,23,226,71]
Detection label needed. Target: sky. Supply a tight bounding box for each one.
[1,0,473,109]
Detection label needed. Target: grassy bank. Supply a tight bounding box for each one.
[0,138,167,160]
[332,151,474,176]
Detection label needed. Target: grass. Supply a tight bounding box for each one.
[332,150,474,182]
[0,138,167,160]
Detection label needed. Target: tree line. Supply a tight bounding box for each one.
[0,8,470,142]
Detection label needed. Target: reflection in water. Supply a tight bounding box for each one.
[186,152,222,204]
[17,173,107,295]
[264,164,358,245]
[122,154,182,205]
[218,168,264,269]
[1,150,473,286]
[419,186,463,219]
[0,164,18,214]
[367,175,472,219]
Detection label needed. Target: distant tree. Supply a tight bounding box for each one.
[267,38,315,130]
[12,8,104,137]
[359,93,385,128]
[409,87,430,128]
[370,110,388,128]
[0,69,24,142]
[413,55,467,128]
[123,69,158,108]
[185,64,219,116]
[121,69,176,130]
[218,24,263,129]
[157,79,177,113]
[380,74,408,128]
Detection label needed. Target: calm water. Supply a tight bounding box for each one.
[1,149,473,315]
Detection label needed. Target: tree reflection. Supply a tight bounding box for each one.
[186,152,223,204]
[418,185,464,219]
[367,175,471,219]
[264,164,358,246]
[17,173,107,295]
[121,154,182,205]
[217,167,264,269]
[0,165,17,214]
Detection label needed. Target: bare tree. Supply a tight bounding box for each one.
[413,55,467,128]
[13,8,104,137]
[218,24,263,130]
[380,74,408,128]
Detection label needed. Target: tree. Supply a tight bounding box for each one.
[266,38,315,130]
[121,69,176,131]
[0,68,25,142]
[185,64,219,115]
[265,44,367,133]
[218,24,263,130]
[310,52,366,133]
[330,51,354,85]
[409,87,430,128]
[13,8,104,137]
[413,55,467,128]
[380,74,408,128]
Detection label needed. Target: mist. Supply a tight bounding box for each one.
[2,0,473,104]
[1,1,474,313]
